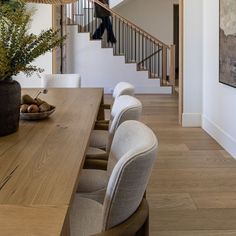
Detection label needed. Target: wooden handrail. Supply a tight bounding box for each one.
[88,0,170,49]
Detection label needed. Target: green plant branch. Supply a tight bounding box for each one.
[0,0,66,81]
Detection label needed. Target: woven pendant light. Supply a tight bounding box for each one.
[26,0,77,4]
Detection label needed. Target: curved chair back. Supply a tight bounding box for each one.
[106,95,142,152]
[112,82,135,99]
[102,120,158,230]
[41,74,81,88]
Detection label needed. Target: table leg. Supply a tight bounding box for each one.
[97,93,105,121]
[61,213,70,236]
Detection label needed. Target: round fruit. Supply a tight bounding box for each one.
[20,104,29,113]
[27,104,39,113]
[39,102,51,112]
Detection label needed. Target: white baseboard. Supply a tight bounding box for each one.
[202,115,236,159]
[182,113,202,127]
[103,86,172,94]
[135,86,172,94]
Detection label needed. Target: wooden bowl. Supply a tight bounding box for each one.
[20,106,56,121]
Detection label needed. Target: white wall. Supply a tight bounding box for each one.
[182,0,203,127]
[202,0,236,158]
[29,4,53,75]
[114,0,179,45]
[15,4,52,88]
[66,28,171,94]
[110,0,125,8]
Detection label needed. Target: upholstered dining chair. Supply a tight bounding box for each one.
[71,120,158,236]
[41,74,81,88]
[112,81,135,99]
[103,81,135,109]
[97,82,135,129]
[14,77,42,88]
[85,95,142,168]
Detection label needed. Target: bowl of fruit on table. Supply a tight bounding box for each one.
[20,90,55,120]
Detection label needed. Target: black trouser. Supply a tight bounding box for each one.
[93,16,116,43]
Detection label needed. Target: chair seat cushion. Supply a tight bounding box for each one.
[90,130,109,149]
[86,147,108,160]
[77,169,108,203]
[78,169,108,192]
[70,195,103,236]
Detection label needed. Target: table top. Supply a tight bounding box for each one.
[0,88,103,235]
[0,205,68,236]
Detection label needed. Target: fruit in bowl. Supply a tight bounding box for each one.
[20,92,55,120]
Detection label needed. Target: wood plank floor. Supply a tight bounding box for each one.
[132,94,236,236]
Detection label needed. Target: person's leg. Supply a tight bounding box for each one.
[103,16,116,43]
[92,17,106,39]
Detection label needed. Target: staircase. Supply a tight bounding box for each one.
[65,0,175,89]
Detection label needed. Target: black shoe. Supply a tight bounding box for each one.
[92,35,102,40]
[108,37,117,44]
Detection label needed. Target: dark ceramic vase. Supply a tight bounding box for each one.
[0,79,21,137]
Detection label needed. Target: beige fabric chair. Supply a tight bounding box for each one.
[41,74,81,88]
[103,82,135,110]
[14,77,42,88]
[71,120,158,236]
[86,95,142,164]
[98,82,135,129]
[78,120,156,201]
[112,81,135,99]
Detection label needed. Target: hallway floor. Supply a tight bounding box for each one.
[135,94,236,236]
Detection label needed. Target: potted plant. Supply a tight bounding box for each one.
[0,0,65,136]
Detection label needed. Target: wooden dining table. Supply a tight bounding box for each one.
[0,88,104,236]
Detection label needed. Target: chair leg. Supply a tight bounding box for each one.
[135,215,149,236]
[143,215,149,236]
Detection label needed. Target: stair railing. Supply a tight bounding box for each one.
[66,0,175,87]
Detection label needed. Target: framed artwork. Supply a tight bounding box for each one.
[219,0,236,88]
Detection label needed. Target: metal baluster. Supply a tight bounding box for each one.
[126,25,128,61]
[127,24,129,62]
[93,2,98,32]
[83,0,85,31]
[87,0,90,33]
[118,20,121,55]
[131,26,133,62]
[125,22,127,56]
[129,25,131,62]
[142,33,144,69]
[135,29,137,62]
[138,31,140,63]
[153,41,155,77]
[153,41,155,76]
[112,15,114,50]
[113,16,117,48]
[72,3,74,24]
[149,39,152,77]
[91,0,94,36]
[114,16,116,48]
[122,21,124,54]
[158,44,161,77]
[154,43,156,77]
[76,1,79,25]
[152,42,155,77]
[145,37,147,70]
